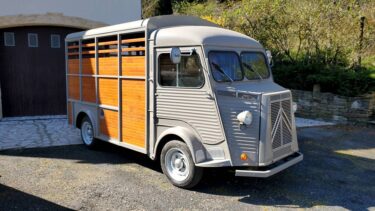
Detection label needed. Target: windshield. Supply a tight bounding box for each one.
[241,52,270,80]
[209,51,270,82]
[208,51,243,82]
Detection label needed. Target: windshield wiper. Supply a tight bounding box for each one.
[211,62,234,83]
[242,62,263,80]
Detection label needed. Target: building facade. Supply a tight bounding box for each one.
[0,0,141,118]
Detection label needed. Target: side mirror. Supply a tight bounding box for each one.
[266,50,273,67]
[170,47,181,64]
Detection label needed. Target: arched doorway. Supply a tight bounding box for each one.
[0,26,82,117]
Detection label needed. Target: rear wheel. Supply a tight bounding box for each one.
[80,116,98,149]
[160,140,203,189]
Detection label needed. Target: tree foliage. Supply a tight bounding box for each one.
[174,0,375,96]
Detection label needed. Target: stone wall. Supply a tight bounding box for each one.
[292,90,375,123]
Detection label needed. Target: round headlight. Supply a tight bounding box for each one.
[237,110,253,125]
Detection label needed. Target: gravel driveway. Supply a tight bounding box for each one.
[0,126,374,210]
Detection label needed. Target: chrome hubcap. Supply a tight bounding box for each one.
[82,122,93,145]
[165,148,190,181]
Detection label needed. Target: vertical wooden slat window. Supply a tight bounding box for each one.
[4,32,15,47]
[50,34,61,48]
[120,32,146,147]
[28,33,38,48]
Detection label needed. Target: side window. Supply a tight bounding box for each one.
[28,33,38,48]
[4,32,15,46]
[159,52,204,88]
[50,34,61,48]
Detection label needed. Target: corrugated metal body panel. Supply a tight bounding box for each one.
[156,89,224,145]
[216,91,260,166]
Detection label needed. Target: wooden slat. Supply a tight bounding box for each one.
[82,43,96,48]
[98,40,118,46]
[82,40,118,48]
[68,52,80,56]
[121,80,145,148]
[98,78,118,106]
[122,56,145,77]
[121,47,145,52]
[82,58,96,75]
[98,57,118,75]
[82,77,96,103]
[68,45,79,49]
[121,38,145,44]
[68,49,118,56]
[68,59,79,74]
[67,102,73,125]
[100,109,118,139]
[98,49,118,54]
[68,76,80,100]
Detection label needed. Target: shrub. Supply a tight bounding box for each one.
[174,0,375,96]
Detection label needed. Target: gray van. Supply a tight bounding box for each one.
[65,15,303,188]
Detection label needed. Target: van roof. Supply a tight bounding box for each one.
[66,15,216,40]
[66,15,262,49]
[151,25,262,48]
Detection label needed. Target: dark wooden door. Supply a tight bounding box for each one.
[0,26,81,117]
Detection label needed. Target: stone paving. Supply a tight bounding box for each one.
[0,115,335,150]
[0,116,81,150]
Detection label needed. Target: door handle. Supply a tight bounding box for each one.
[206,92,214,100]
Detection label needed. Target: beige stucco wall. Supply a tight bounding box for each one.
[0,13,107,30]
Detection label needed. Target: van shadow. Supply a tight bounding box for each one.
[194,126,375,210]
[0,142,161,173]
[0,184,73,210]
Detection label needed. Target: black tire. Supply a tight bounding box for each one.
[80,116,99,149]
[160,140,203,189]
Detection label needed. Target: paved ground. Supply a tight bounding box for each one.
[0,125,374,210]
[0,117,80,150]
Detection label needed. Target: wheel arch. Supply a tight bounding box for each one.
[74,109,98,137]
[153,126,207,164]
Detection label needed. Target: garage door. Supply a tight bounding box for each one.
[0,26,81,117]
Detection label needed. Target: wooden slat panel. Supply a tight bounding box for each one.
[68,59,79,74]
[122,47,145,52]
[68,76,80,100]
[121,38,145,44]
[121,80,145,148]
[98,40,118,46]
[98,57,118,75]
[69,49,118,56]
[67,101,73,125]
[122,56,145,76]
[82,77,96,103]
[98,78,118,106]
[100,109,118,139]
[82,58,96,75]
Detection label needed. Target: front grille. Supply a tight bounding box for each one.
[270,92,293,150]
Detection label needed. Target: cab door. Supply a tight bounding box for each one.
[154,47,225,147]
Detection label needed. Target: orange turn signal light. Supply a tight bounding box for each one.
[240,153,248,160]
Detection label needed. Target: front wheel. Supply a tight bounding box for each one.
[160,140,203,189]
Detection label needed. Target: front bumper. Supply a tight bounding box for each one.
[235,152,303,178]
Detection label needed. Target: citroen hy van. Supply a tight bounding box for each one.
[65,15,303,188]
